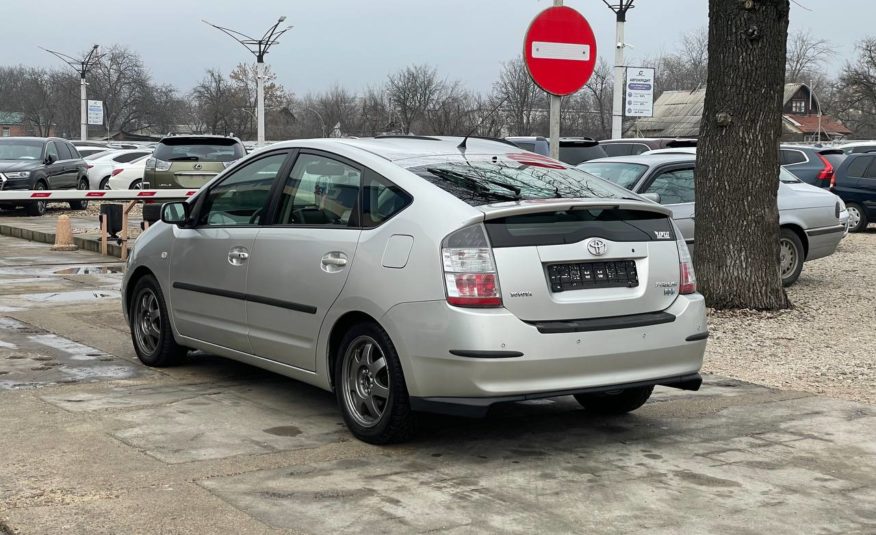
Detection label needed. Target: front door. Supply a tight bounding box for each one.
[641,166,696,245]
[246,151,363,371]
[169,151,290,353]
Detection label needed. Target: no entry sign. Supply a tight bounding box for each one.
[524,6,598,96]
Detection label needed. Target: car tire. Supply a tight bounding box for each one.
[69,178,89,210]
[574,385,654,415]
[100,177,110,190]
[334,322,415,444]
[846,203,868,233]
[779,228,805,287]
[131,179,142,190]
[25,181,48,216]
[129,275,186,367]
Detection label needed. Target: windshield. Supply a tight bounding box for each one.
[577,162,649,189]
[0,140,43,160]
[406,154,636,206]
[780,167,802,183]
[154,139,245,162]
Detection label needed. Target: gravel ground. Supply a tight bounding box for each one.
[704,228,876,405]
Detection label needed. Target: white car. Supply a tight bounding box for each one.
[106,155,150,190]
[85,149,152,190]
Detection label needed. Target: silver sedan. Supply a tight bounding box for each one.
[578,154,846,286]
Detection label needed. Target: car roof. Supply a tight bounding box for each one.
[269,136,528,162]
[580,154,696,166]
[157,134,241,143]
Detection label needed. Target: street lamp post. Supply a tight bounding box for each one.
[203,17,292,144]
[601,1,636,140]
[40,45,101,141]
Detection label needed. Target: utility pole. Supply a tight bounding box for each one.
[549,0,563,160]
[602,0,635,139]
[203,17,292,144]
[40,45,101,141]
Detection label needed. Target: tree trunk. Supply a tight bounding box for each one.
[694,0,791,310]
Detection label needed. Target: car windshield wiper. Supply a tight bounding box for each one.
[168,156,199,162]
[427,167,519,202]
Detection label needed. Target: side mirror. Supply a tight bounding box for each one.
[640,192,662,204]
[161,202,190,226]
[45,153,58,165]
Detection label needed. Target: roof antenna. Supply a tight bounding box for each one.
[458,96,509,153]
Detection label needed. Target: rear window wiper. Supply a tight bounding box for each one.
[168,156,199,161]
[427,167,519,201]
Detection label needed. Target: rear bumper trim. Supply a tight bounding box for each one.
[525,311,676,334]
[806,224,845,237]
[685,331,710,342]
[448,350,524,359]
[409,373,703,417]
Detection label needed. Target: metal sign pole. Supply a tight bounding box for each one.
[549,0,563,160]
[80,72,87,141]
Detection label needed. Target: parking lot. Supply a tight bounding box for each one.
[0,229,873,534]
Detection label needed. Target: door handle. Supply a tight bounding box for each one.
[320,252,348,272]
[227,247,249,266]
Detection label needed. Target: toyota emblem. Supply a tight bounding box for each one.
[586,238,607,256]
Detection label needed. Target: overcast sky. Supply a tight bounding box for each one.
[0,0,867,95]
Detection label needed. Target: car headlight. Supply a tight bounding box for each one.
[3,171,30,179]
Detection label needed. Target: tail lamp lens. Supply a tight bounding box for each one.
[441,225,502,307]
[676,233,697,295]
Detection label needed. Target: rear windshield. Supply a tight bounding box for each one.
[558,144,608,165]
[154,138,244,162]
[577,162,649,189]
[405,155,636,206]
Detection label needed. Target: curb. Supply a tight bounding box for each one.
[0,223,124,258]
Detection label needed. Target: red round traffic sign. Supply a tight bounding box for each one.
[524,6,598,96]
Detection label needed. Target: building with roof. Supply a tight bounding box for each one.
[627,83,852,142]
[0,111,51,138]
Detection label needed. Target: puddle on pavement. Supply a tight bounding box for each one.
[21,290,121,303]
[0,264,125,277]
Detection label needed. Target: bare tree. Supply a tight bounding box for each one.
[695,0,791,310]
[386,64,446,134]
[191,69,238,136]
[833,38,876,137]
[88,45,152,134]
[492,58,544,136]
[785,30,835,83]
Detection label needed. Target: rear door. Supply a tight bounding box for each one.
[858,158,876,215]
[245,151,363,371]
[169,151,290,353]
[639,165,696,245]
[484,202,682,321]
[44,142,72,188]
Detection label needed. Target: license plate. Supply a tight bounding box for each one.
[547,260,639,292]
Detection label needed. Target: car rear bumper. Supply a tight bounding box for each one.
[382,293,707,411]
[805,224,845,261]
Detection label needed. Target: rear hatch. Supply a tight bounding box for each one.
[481,200,681,321]
[152,137,244,188]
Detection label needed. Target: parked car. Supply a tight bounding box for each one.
[641,147,698,156]
[578,154,846,286]
[837,141,876,155]
[107,155,150,190]
[76,147,111,159]
[557,137,608,165]
[123,136,707,444]
[505,136,550,156]
[830,153,876,232]
[85,149,153,190]
[600,138,697,157]
[144,135,245,189]
[0,137,90,215]
[780,145,846,187]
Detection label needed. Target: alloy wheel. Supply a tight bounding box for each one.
[134,289,161,355]
[341,335,390,428]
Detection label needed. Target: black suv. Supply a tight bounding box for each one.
[0,137,90,216]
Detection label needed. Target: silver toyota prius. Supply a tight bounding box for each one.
[123,137,708,444]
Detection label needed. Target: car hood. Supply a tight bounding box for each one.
[0,160,40,172]
[778,181,838,210]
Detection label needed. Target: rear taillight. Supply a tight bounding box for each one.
[676,234,697,295]
[441,224,502,308]
[816,154,835,187]
[111,168,123,177]
[86,164,94,169]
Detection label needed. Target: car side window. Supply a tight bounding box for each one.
[361,169,412,228]
[864,159,876,180]
[196,152,287,227]
[67,143,81,159]
[846,156,872,178]
[114,152,147,163]
[56,142,74,160]
[645,168,695,204]
[781,149,806,165]
[45,142,61,163]
[276,153,362,227]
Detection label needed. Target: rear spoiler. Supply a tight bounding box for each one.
[477,198,674,220]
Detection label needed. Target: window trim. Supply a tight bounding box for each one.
[638,164,696,206]
[780,148,809,167]
[188,149,294,229]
